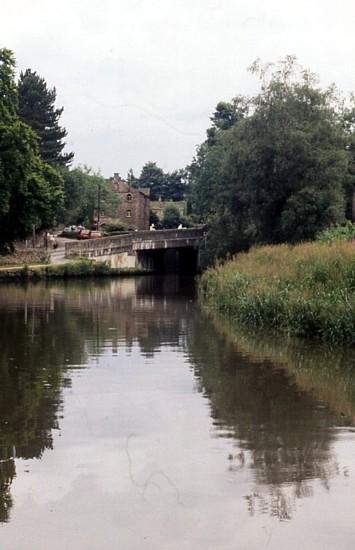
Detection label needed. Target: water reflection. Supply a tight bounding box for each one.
[187,310,355,519]
[0,277,194,522]
[0,277,354,530]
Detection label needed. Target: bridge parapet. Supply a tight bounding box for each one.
[65,227,206,259]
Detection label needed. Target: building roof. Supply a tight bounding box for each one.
[110,173,150,198]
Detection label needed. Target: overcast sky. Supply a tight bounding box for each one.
[2,0,355,177]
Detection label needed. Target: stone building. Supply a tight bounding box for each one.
[110,173,150,231]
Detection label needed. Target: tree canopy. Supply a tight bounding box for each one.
[61,166,119,226]
[162,205,181,229]
[189,56,354,263]
[18,69,73,167]
[135,161,187,201]
[0,49,64,252]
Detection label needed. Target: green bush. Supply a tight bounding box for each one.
[162,206,181,229]
[43,259,113,278]
[317,221,355,243]
[101,219,128,233]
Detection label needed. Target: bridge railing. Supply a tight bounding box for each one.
[132,227,205,242]
[65,233,132,257]
[65,227,206,258]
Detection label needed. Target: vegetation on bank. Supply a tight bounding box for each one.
[0,248,49,267]
[316,221,355,243]
[0,260,151,281]
[199,240,355,345]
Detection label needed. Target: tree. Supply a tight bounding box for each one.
[166,169,187,201]
[189,57,352,263]
[18,69,73,167]
[341,99,355,219]
[136,162,166,200]
[231,58,348,244]
[149,210,160,228]
[61,166,119,226]
[162,206,181,229]
[210,96,249,130]
[136,162,187,201]
[0,49,64,252]
[0,49,18,121]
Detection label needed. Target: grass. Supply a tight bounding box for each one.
[199,240,355,345]
[0,259,151,281]
[0,251,49,267]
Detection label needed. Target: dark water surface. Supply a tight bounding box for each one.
[0,277,354,549]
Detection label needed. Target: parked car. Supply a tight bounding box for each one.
[78,229,102,240]
[78,229,91,239]
[62,225,85,238]
[88,230,102,239]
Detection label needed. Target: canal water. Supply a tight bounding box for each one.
[0,277,354,549]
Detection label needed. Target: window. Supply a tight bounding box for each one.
[127,193,132,201]
[126,209,132,218]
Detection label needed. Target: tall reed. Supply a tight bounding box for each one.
[199,241,355,345]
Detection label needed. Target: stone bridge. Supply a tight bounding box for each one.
[65,227,206,272]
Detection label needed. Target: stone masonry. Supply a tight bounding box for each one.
[110,173,150,231]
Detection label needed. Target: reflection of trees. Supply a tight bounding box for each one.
[0,456,14,523]
[213,317,355,422]
[0,278,353,523]
[0,303,88,521]
[0,277,194,521]
[187,311,354,520]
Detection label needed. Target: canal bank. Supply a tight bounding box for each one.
[0,259,152,281]
[199,240,355,345]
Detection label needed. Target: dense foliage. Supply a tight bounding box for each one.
[0,49,64,252]
[61,166,119,226]
[133,162,187,201]
[189,57,355,263]
[161,205,181,228]
[316,221,355,243]
[18,69,73,167]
